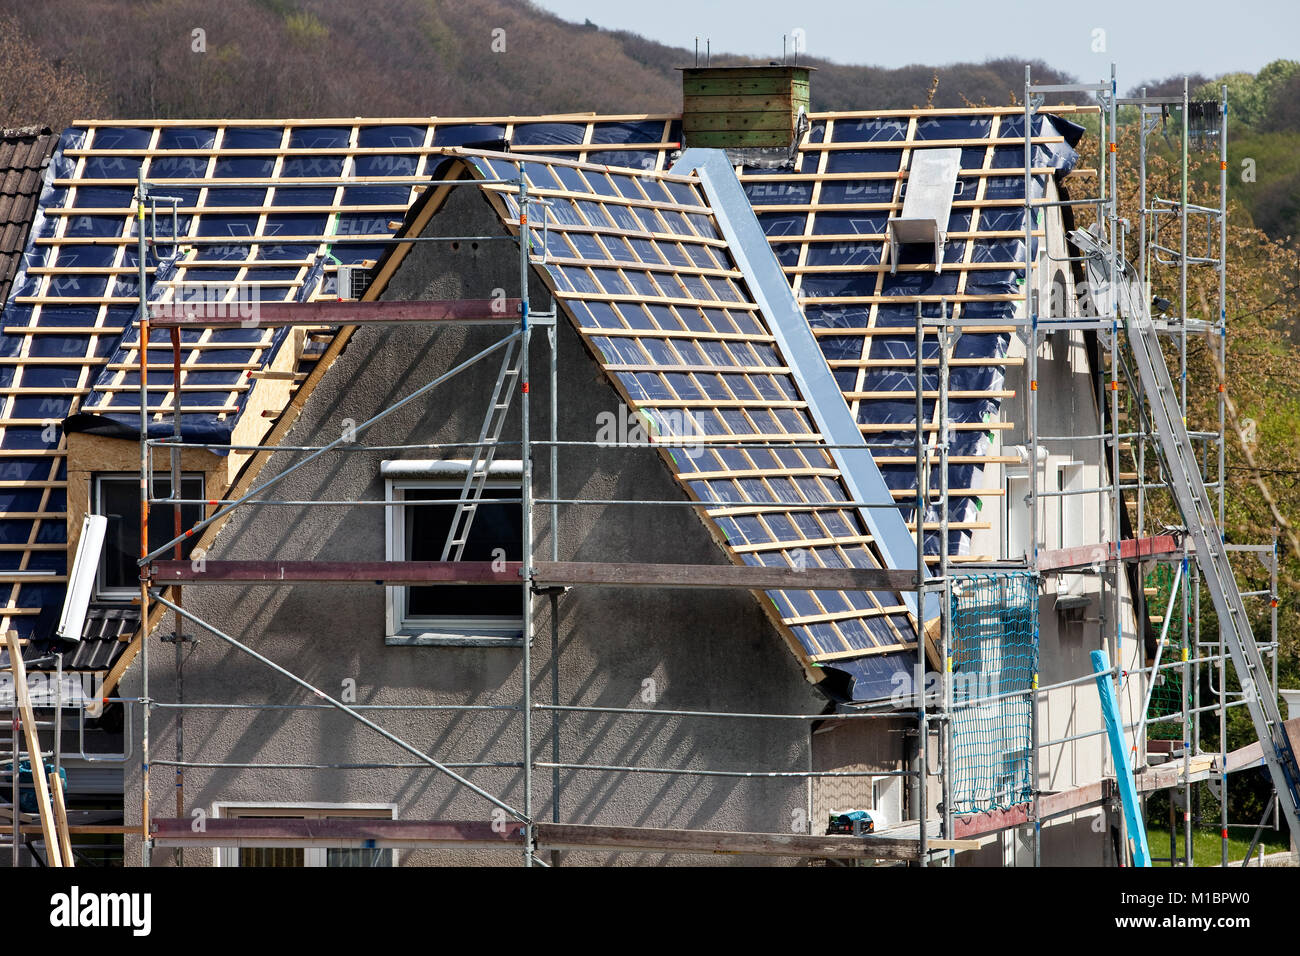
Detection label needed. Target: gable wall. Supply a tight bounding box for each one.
[122,185,849,866]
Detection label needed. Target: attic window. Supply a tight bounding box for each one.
[887,148,963,274]
[383,460,523,646]
[95,474,204,600]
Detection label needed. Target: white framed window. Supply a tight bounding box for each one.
[871,776,902,828]
[94,473,204,600]
[382,459,524,645]
[1057,462,1085,550]
[1055,462,1088,599]
[212,803,397,868]
[1003,468,1030,561]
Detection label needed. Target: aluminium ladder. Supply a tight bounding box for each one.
[440,335,524,562]
[1073,227,1300,841]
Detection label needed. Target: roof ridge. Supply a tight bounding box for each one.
[1,125,53,140]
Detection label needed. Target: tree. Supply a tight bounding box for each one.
[0,15,105,131]
[1083,123,1300,826]
[1193,60,1300,130]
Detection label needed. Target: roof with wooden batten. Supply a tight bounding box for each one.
[0,106,1092,690]
[146,148,934,702]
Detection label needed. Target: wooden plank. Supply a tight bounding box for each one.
[1136,755,1218,792]
[152,560,524,585]
[150,298,523,329]
[684,77,804,98]
[49,773,76,868]
[1039,779,1114,818]
[953,802,1031,837]
[537,255,738,278]
[844,389,1015,401]
[830,358,1025,368]
[57,107,1090,129]
[1223,717,1300,775]
[149,817,519,849]
[774,230,1046,243]
[952,781,1113,839]
[533,561,916,591]
[147,816,975,860]
[683,67,811,96]
[684,130,795,149]
[5,631,63,867]
[861,422,1013,433]
[46,203,406,216]
[1038,534,1180,572]
[152,559,918,592]
[576,325,770,341]
[484,184,707,214]
[683,94,797,115]
[808,642,917,662]
[741,168,1062,184]
[75,113,678,128]
[806,105,1097,120]
[683,112,797,133]
[3,824,145,836]
[799,136,1068,152]
[532,822,930,860]
[556,290,759,310]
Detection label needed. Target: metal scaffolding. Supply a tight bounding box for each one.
[9,69,1293,868]
[115,165,979,867]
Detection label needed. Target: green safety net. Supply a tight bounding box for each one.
[1144,563,1185,740]
[949,572,1039,814]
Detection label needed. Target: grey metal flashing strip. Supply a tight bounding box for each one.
[672,148,936,622]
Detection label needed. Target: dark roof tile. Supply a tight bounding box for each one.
[0,126,56,306]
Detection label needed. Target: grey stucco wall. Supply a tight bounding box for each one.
[122,184,826,866]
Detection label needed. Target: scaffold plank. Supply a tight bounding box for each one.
[150,559,921,591]
[1037,534,1180,573]
[949,780,1114,839]
[150,818,518,850]
[152,560,523,585]
[533,822,957,860]
[147,817,975,860]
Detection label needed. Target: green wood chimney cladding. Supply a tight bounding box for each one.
[680,66,812,149]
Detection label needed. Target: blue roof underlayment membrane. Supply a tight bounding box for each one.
[1,112,1082,700]
[754,113,1083,562]
[2,120,668,654]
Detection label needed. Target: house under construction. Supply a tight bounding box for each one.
[0,64,1296,867]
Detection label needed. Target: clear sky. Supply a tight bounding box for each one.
[530,0,1295,86]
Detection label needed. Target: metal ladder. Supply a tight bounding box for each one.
[1074,227,1300,841]
[440,336,524,562]
[1,708,17,863]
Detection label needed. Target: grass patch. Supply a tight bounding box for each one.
[1145,825,1290,866]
